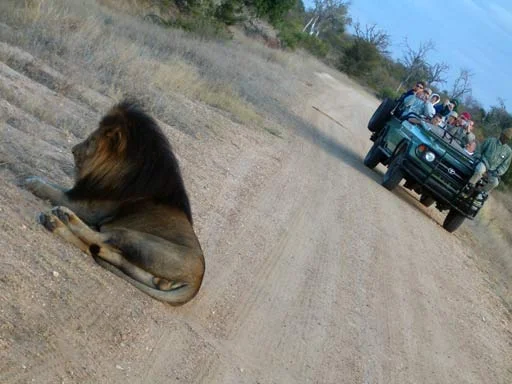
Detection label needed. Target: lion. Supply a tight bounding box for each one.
[25,101,205,305]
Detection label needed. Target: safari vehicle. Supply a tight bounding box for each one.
[364,99,487,233]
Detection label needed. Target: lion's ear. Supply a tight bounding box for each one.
[105,126,126,153]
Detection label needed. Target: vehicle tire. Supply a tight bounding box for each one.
[420,194,435,207]
[364,140,383,169]
[382,146,405,190]
[368,98,396,133]
[443,209,465,232]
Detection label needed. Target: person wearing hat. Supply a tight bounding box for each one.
[459,111,472,121]
[425,93,441,118]
[448,111,473,142]
[467,128,512,195]
[444,111,458,128]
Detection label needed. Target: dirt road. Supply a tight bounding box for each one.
[1,47,510,383]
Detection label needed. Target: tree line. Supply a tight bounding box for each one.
[159,0,512,188]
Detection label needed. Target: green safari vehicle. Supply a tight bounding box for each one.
[364,99,487,232]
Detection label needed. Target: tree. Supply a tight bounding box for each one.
[396,38,434,91]
[450,68,474,100]
[483,99,512,136]
[247,0,297,23]
[340,37,381,78]
[427,62,450,86]
[463,95,486,126]
[303,0,350,36]
[353,22,390,55]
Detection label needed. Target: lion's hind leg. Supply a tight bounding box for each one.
[48,206,158,289]
[47,207,201,305]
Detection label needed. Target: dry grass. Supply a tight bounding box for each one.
[468,191,512,313]
[0,0,323,131]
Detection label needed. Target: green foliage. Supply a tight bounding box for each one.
[339,38,380,78]
[276,22,303,49]
[376,86,399,101]
[276,19,328,57]
[249,0,297,23]
[173,14,233,39]
[143,1,234,39]
[501,167,512,189]
[215,0,245,25]
[299,34,329,57]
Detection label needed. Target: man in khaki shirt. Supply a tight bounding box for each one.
[468,128,512,195]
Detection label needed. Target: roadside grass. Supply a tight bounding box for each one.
[0,0,319,131]
[469,191,512,314]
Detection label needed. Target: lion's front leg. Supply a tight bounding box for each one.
[25,177,118,226]
[25,176,68,204]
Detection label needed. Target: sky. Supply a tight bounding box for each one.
[303,0,512,111]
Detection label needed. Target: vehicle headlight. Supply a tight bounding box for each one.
[424,151,436,162]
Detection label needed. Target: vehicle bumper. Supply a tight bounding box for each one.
[399,155,480,218]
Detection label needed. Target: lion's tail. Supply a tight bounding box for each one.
[93,257,202,306]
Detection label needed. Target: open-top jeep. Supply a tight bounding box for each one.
[364,98,487,232]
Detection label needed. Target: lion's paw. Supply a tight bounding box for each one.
[51,206,75,224]
[37,212,61,232]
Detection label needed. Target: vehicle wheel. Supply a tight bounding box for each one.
[420,194,435,207]
[363,140,383,169]
[368,98,396,133]
[443,209,465,232]
[382,149,404,190]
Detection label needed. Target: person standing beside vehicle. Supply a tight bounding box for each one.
[468,128,512,194]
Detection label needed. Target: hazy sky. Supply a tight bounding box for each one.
[303,0,512,110]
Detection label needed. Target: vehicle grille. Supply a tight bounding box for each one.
[434,156,467,188]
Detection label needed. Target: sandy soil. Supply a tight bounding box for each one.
[0,44,511,384]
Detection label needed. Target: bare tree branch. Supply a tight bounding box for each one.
[401,38,435,69]
[450,68,474,100]
[396,38,436,92]
[427,62,450,85]
[353,22,390,54]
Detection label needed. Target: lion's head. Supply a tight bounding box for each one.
[66,101,192,222]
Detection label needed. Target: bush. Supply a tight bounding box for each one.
[376,86,399,101]
[339,38,381,78]
[214,0,245,25]
[172,14,233,39]
[276,20,328,57]
[299,34,329,58]
[251,0,296,23]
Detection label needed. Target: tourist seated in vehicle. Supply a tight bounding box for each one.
[430,113,443,127]
[447,111,473,142]
[464,139,478,156]
[425,93,441,119]
[444,111,458,128]
[396,81,426,104]
[434,98,458,118]
[467,128,512,196]
[401,88,432,118]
